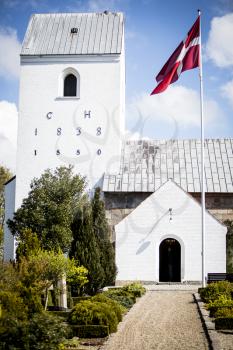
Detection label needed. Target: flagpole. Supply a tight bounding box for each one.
[198,9,206,288]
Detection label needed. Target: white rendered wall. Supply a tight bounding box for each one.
[16,51,125,208]
[3,178,16,261]
[115,180,226,282]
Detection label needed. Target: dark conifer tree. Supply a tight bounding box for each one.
[91,187,117,286]
[70,198,104,294]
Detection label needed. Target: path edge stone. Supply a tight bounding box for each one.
[193,293,221,350]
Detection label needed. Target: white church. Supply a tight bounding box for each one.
[4,11,232,284]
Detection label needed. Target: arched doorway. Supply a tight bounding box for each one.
[159,238,181,282]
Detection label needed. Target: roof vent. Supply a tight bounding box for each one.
[71,27,79,34]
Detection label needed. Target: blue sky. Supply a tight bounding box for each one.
[0,0,233,171]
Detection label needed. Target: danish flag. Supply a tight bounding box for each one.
[151,16,200,95]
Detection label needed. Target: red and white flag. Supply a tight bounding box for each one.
[151,16,200,95]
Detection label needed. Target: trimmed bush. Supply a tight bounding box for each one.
[215,317,233,330]
[207,295,233,317]
[26,313,71,349]
[104,289,136,303]
[91,294,125,322]
[72,296,91,306]
[59,337,79,349]
[0,312,71,350]
[68,300,118,333]
[104,293,135,309]
[71,325,109,338]
[215,307,233,318]
[122,283,146,297]
[47,311,70,320]
[199,281,233,303]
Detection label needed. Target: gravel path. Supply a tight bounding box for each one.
[101,291,209,350]
[216,331,233,349]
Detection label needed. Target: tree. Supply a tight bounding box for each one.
[18,249,88,310]
[224,220,233,273]
[8,166,86,253]
[91,187,117,286]
[70,198,105,295]
[16,228,41,262]
[0,165,12,259]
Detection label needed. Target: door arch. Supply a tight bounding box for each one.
[159,238,181,282]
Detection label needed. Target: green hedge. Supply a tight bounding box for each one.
[215,317,233,330]
[122,283,146,297]
[207,295,233,317]
[199,281,233,303]
[215,307,233,318]
[72,296,91,306]
[104,293,135,309]
[104,289,136,303]
[91,294,125,322]
[47,311,70,320]
[68,300,118,333]
[208,306,233,318]
[71,325,109,338]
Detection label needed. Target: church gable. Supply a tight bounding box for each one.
[116,179,226,232]
[115,179,226,282]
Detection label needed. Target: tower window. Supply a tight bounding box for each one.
[71,27,79,34]
[64,74,77,97]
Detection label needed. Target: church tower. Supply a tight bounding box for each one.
[16,11,125,208]
[4,11,125,260]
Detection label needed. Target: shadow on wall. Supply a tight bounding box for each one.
[136,241,151,255]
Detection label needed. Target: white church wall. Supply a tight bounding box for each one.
[3,177,16,261]
[115,180,226,282]
[16,53,125,208]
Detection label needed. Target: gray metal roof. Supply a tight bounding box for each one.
[103,139,233,193]
[21,12,123,56]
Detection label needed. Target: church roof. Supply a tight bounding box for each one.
[103,139,233,193]
[21,12,123,56]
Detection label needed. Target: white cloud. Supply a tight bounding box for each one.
[87,0,127,11]
[0,101,18,171]
[206,13,233,68]
[0,27,21,80]
[126,85,223,138]
[66,0,127,12]
[221,80,233,107]
[2,0,41,8]
[125,130,149,140]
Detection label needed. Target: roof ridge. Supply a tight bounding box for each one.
[31,12,123,16]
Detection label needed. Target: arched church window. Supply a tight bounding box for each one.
[64,74,77,96]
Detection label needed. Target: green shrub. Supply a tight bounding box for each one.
[103,293,134,309]
[71,325,109,338]
[215,307,233,318]
[104,288,136,303]
[59,337,79,349]
[199,281,233,303]
[0,312,71,350]
[0,317,29,350]
[215,317,233,330]
[72,296,91,306]
[47,311,70,321]
[68,300,118,333]
[91,293,125,322]
[25,313,71,349]
[122,283,146,297]
[207,295,233,317]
